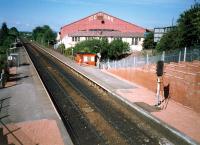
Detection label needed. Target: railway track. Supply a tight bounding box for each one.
[24,42,173,145]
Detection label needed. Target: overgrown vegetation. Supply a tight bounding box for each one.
[72,38,129,60]
[0,22,18,71]
[32,25,56,47]
[156,3,200,51]
[57,43,65,54]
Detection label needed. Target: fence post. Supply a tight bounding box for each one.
[146,53,149,65]
[124,59,126,68]
[184,47,187,62]
[162,51,165,62]
[134,56,136,67]
[107,59,110,69]
[178,51,181,63]
[18,54,20,67]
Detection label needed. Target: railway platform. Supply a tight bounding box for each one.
[33,43,200,145]
[0,46,73,145]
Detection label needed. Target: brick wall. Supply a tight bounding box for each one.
[106,61,200,113]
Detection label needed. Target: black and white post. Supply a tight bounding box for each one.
[155,60,164,106]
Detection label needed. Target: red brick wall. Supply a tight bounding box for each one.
[60,12,145,38]
[106,61,200,113]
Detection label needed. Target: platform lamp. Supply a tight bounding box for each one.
[155,60,164,106]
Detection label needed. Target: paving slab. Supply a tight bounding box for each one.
[0,46,73,145]
[3,119,64,145]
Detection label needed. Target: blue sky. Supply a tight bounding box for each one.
[0,0,195,32]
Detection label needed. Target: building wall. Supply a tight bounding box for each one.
[105,61,200,113]
[57,12,146,51]
[60,12,146,39]
[154,26,176,42]
[61,35,144,51]
[80,37,86,41]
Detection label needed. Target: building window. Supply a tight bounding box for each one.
[132,37,139,45]
[114,37,122,40]
[83,56,88,62]
[73,37,80,42]
[91,56,95,61]
[132,38,134,45]
[88,56,91,61]
[135,37,138,45]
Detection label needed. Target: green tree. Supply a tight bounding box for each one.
[73,38,129,60]
[143,32,156,50]
[0,22,9,45]
[108,39,129,59]
[99,38,110,59]
[73,39,102,54]
[156,3,200,51]
[9,27,19,37]
[57,43,65,54]
[32,25,56,46]
[44,28,56,45]
[0,23,16,50]
[32,26,42,41]
[156,28,179,51]
[0,22,17,75]
[177,3,200,47]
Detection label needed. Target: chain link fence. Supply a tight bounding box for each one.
[100,47,200,69]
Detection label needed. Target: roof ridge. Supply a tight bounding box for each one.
[61,11,146,31]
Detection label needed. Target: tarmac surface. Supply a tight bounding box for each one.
[33,43,200,145]
[0,46,73,145]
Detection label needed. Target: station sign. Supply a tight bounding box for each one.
[89,13,114,22]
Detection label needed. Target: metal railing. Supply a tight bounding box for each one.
[100,47,200,69]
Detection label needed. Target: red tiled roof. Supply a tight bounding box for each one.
[62,11,146,31]
[69,31,144,37]
[60,12,146,39]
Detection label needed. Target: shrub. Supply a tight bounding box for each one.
[73,38,130,60]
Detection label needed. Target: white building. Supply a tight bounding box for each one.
[57,12,147,51]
